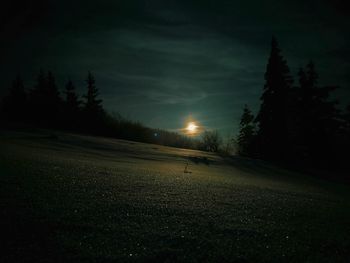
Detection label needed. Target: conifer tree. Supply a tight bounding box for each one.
[47,71,61,101]
[64,79,81,128]
[237,105,256,156]
[28,70,46,123]
[83,72,103,115]
[346,104,350,129]
[65,79,80,112]
[46,71,62,125]
[1,74,27,121]
[28,70,62,126]
[297,61,340,162]
[255,37,293,160]
[82,72,104,132]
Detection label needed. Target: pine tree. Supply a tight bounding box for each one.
[237,105,256,156]
[65,79,80,112]
[346,104,350,129]
[47,71,61,101]
[83,72,103,115]
[82,72,104,132]
[28,70,62,126]
[255,37,293,160]
[297,67,312,148]
[30,70,46,100]
[297,61,340,163]
[1,74,27,121]
[46,71,62,125]
[64,79,81,128]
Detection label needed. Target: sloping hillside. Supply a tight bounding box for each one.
[1,130,349,262]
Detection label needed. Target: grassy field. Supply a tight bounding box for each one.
[1,130,350,262]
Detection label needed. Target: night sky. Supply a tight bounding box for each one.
[1,0,349,135]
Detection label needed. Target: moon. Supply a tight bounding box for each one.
[186,122,198,134]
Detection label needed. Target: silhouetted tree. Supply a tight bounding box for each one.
[28,70,62,126]
[65,80,80,111]
[63,79,81,128]
[334,104,350,169]
[296,61,340,165]
[0,69,200,151]
[83,72,103,114]
[237,105,256,156]
[201,130,222,152]
[1,74,27,122]
[255,37,293,160]
[82,72,105,132]
[221,133,236,156]
[46,71,62,125]
[345,104,350,129]
[343,104,350,142]
[28,70,46,123]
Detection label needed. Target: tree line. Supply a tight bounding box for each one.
[0,71,199,149]
[1,37,349,173]
[237,37,350,172]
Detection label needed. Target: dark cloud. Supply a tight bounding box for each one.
[1,0,349,134]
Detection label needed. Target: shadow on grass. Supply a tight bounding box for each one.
[188,156,210,166]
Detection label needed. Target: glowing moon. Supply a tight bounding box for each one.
[186,122,198,134]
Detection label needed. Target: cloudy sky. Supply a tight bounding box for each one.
[1,0,349,135]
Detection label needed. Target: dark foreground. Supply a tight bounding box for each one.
[1,130,349,262]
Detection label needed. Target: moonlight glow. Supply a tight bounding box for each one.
[186,122,198,134]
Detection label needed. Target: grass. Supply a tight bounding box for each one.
[1,130,350,262]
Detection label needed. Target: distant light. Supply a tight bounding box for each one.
[186,122,198,134]
[154,133,158,137]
